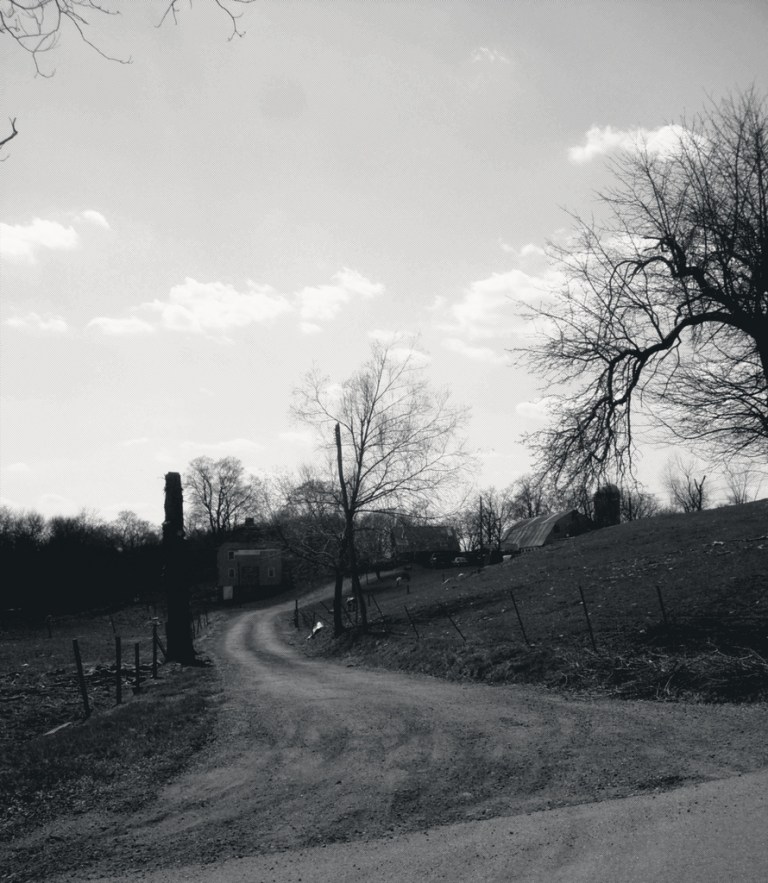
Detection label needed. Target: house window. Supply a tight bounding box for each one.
[228,568,235,578]
[228,551,234,560]
[267,567,276,579]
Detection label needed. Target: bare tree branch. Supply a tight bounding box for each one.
[0,117,18,156]
[517,90,768,489]
[1,1,257,75]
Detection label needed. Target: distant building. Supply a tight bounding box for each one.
[391,520,461,566]
[501,510,592,553]
[217,518,284,602]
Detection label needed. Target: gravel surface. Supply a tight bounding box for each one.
[11,591,768,881]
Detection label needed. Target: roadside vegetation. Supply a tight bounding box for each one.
[0,605,220,845]
[290,501,768,703]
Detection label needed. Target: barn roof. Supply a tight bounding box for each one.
[502,510,586,549]
[392,522,460,552]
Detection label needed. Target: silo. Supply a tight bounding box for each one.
[593,484,621,528]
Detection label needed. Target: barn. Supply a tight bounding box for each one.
[501,510,592,553]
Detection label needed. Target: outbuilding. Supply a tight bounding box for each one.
[501,510,592,553]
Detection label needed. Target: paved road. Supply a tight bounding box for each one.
[50,595,768,882]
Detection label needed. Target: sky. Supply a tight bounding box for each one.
[2,0,767,525]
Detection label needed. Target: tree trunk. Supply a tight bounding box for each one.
[334,422,368,633]
[333,566,345,637]
[346,517,368,632]
[162,472,196,664]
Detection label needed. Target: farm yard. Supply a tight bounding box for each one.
[0,501,767,882]
[290,501,768,703]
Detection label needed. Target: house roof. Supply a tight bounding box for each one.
[392,522,460,552]
[502,510,583,549]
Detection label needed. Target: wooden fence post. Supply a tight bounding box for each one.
[509,588,531,647]
[72,639,91,719]
[578,584,598,653]
[446,611,466,642]
[404,605,420,640]
[152,624,158,679]
[656,584,669,627]
[134,642,141,693]
[115,636,122,705]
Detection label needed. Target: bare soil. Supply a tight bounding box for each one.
[4,589,768,882]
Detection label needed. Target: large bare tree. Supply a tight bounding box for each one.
[292,339,471,632]
[520,90,768,489]
[184,455,263,536]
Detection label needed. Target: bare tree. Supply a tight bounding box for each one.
[110,510,159,551]
[508,473,549,520]
[1,1,256,76]
[456,487,519,554]
[722,465,763,505]
[663,456,709,513]
[292,339,471,632]
[620,487,660,521]
[184,455,263,536]
[272,469,348,633]
[519,91,768,490]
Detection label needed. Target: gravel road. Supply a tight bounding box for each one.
[37,593,768,881]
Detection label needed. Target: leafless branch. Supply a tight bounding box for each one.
[516,90,768,489]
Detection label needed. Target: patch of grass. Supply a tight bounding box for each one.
[0,666,218,841]
[293,501,768,702]
[0,605,219,842]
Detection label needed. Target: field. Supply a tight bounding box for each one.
[293,500,768,702]
[0,605,219,843]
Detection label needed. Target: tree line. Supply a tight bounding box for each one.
[0,508,161,619]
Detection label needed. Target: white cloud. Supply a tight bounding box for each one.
[4,312,69,333]
[76,210,111,229]
[120,437,150,447]
[0,218,79,263]
[88,316,156,336]
[568,123,686,164]
[296,267,384,324]
[90,268,384,338]
[4,462,32,474]
[146,278,293,335]
[443,338,508,365]
[437,265,558,341]
[515,397,557,421]
[471,47,510,64]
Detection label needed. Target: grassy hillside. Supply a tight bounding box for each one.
[292,500,768,702]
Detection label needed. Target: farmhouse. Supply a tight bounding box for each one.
[217,520,284,601]
[501,510,592,553]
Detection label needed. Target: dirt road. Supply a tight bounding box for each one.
[36,595,768,881]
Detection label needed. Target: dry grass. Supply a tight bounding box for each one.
[0,605,219,843]
[294,500,768,702]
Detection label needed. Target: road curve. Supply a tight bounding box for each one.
[55,595,768,881]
